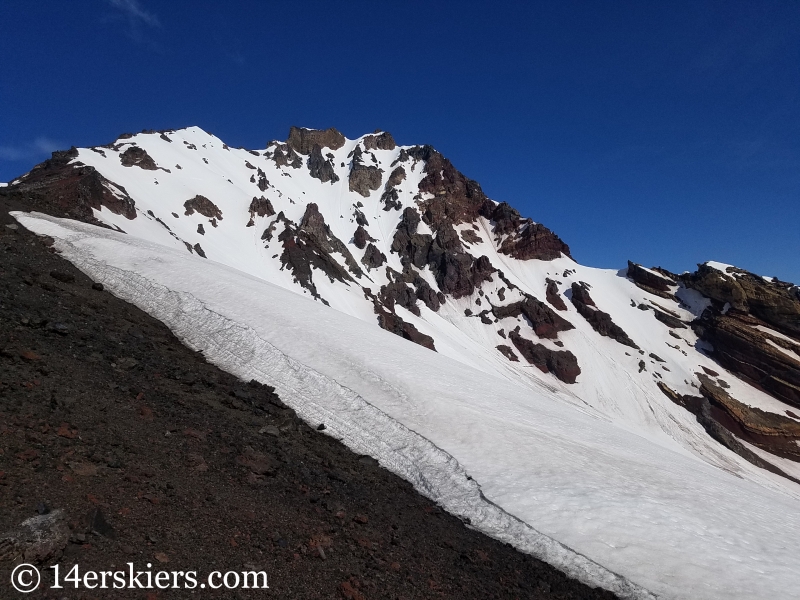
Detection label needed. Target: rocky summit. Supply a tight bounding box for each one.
[3,126,800,600]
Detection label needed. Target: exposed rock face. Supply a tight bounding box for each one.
[308,145,339,183]
[271,144,303,169]
[2,148,137,221]
[353,225,374,250]
[627,261,676,299]
[498,221,571,262]
[374,306,436,351]
[380,166,406,211]
[256,168,269,191]
[570,281,595,307]
[361,243,386,270]
[184,195,223,220]
[386,166,406,188]
[570,282,639,349]
[493,295,574,339]
[652,308,686,329]
[391,207,432,268]
[287,126,346,155]
[349,146,382,197]
[658,380,800,482]
[509,328,581,383]
[685,264,800,338]
[482,202,571,262]
[380,279,420,316]
[407,146,490,227]
[693,311,800,407]
[698,374,800,441]
[680,264,800,407]
[496,345,519,361]
[545,278,568,311]
[249,196,275,219]
[390,207,494,299]
[362,131,396,151]
[278,204,363,303]
[119,146,158,170]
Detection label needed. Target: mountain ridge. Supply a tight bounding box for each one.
[4,125,800,599]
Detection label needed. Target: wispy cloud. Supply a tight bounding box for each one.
[107,0,160,28]
[104,0,161,46]
[0,137,63,162]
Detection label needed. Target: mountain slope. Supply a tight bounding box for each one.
[5,126,800,599]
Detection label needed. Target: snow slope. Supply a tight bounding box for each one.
[15,211,800,600]
[9,126,800,599]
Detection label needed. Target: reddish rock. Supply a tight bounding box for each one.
[248,196,275,219]
[353,225,374,250]
[287,126,346,154]
[627,261,676,298]
[361,243,386,270]
[492,294,574,339]
[508,329,580,383]
[184,195,223,220]
[362,131,396,151]
[545,278,567,311]
[570,283,639,349]
[4,148,137,221]
[349,146,382,197]
[120,146,158,170]
[308,144,339,183]
[496,345,519,361]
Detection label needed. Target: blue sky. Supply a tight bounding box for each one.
[2,0,798,281]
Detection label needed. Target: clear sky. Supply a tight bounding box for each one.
[2,1,798,282]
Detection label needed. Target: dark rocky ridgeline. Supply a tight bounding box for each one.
[119,146,158,170]
[486,202,572,261]
[348,146,383,197]
[546,278,568,311]
[361,131,396,151]
[570,282,639,349]
[509,327,581,383]
[682,264,800,407]
[626,261,676,300]
[183,195,223,221]
[2,148,137,222]
[277,204,364,304]
[307,145,339,184]
[0,202,617,599]
[247,196,276,227]
[286,126,346,155]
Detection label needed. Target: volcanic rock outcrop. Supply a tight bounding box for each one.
[287,126,346,154]
[184,195,223,220]
[509,328,581,383]
[570,282,639,349]
[119,146,158,170]
[684,264,800,407]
